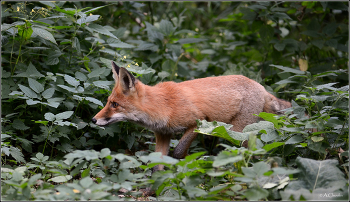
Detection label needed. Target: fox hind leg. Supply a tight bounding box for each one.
[173,127,198,159]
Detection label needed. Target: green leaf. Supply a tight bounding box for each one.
[253,161,271,176]
[32,27,57,44]
[42,88,55,99]
[44,112,55,121]
[18,84,38,99]
[9,147,26,163]
[28,174,42,186]
[213,151,243,167]
[49,175,72,183]
[158,19,175,36]
[55,111,74,120]
[257,112,280,129]
[311,136,324,142]
[176,151,206,167]
[77,15,100,25]
[285,135,304,144]
[80,177,93,188]
[311,40,324,49]
[134,42,158,51]
[322,23,338,36]
[13,63,44,78]
[244,186,269,200]
[177,38,207,44]
[100,148,111,158]
[87,67,106,78]
[273,12,292,21]
[240,7,257,21]
[57,85,80,93]
[108,42,135,48]
[75,72,87,81]
[280,157,348,200]
[64,74,80,87]
[88,24,118,39]
[72,37,81,54]
[259,25,274,45]
[85,97,103,106]
[81,168,90,178]
[243,121,278,143]
[12,119,30,130]
[270,64,305,74]
[263,142,285,152]
[28,78,44,93]
[274,42,285,51]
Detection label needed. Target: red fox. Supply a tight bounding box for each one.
[92,61,291,163]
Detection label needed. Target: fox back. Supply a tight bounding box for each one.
[92,61,291,160]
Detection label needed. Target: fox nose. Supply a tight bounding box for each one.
[91,118,97,124]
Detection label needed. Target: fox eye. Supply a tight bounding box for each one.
[111,102,119,108]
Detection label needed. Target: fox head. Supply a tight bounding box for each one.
[91,61,141,126]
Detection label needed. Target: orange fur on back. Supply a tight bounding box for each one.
[92,62,291,161]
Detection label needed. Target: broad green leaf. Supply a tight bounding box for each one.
[134,42,158,51]
[311,40,324,49]
[280,157,348,200]
[273,12,292,20]
[88,24,118,39]
[176,38,207,44]
[26,99,41,105]
[263,142,285,152]
[72,37,81,54]
[32,27,57,44]
[88,67,106,78]
[18,84,38,99]
[85,97,103,106]
[201,49,215,54]
[9,147,26,163]
[42,88,55,99]
[28,174,42,186]
[81,168,90,178]
[93,81,114,90]
[49,175,72,183]
[285,135,304,144]
[108,42,135,48]
[213,151,243,167]
[100,148,111,158]
[174,29,197,35]
[243,121,278,142]
[57,85,79,93]
[257,112,280,129]
[244,186,269,201]
[44,112,55,121]
[311,136,324,142]
[55,111,74,120]
[274,42,285,51]
[270,64,305,74]
[12,119,30,130]
[176,151,206,166]
[322,22,338,36]
[75,72,87,81]
[159,19,175,36]
[64,74,80,87]
[28,78,44,93]
[77,15,100,25]
[240,7,257,21]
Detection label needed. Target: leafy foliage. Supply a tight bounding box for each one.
[1,1,348,201]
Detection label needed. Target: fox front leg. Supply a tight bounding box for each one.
[152,133,171,172]
[173,127,198,159]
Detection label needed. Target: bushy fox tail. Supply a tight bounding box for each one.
[263,93,291,114]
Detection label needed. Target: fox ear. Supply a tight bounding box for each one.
[111,61,120,83]
[119,67,136,94]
